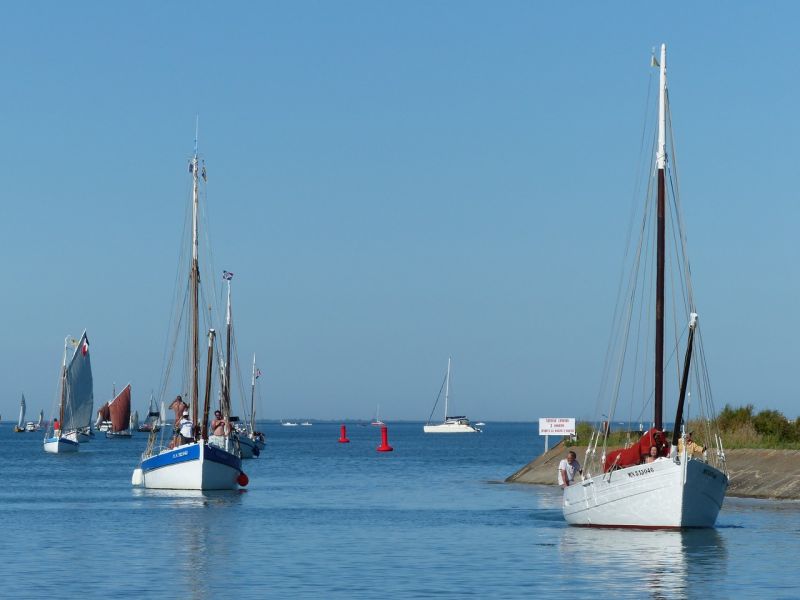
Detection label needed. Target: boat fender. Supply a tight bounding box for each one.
[237,472,249,487]
[132,468,144,486]
[252,446,260,457]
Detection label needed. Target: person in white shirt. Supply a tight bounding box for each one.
[178,410,194,445]
[558,450,582,488]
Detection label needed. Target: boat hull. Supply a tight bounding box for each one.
[237,434,265,459]
[136,441,242,490]
[423,422,480,433]
[43,436,80,454]
[562,456,728,528]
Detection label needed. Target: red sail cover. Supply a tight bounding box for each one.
[97,402,111,422]
[108,385,131,433]
[603,427,670,472]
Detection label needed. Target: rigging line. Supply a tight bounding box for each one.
[626,176,653,428]
[593,116,659,422]
[666,97,695,311]
[157,175,193,403]
[426,370,448,424]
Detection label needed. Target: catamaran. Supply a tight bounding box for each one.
[44,333,94,454]
[423,357,480,433]
[132,133,245,490]
[562,45,728,528]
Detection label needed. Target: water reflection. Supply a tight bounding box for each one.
[129,489,246,600]
[559,527,727,599]
[131,487,245,508]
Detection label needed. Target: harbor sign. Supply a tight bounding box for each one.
[539,418,576,452]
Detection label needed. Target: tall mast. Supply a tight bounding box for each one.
[444,356,451,419]
[190,122,200,427]
[224,274,233,418]
[654,43,667,431]
[250,353,257,432]
[59,336,69,427]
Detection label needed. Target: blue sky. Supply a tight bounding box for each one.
[1,2,798,422]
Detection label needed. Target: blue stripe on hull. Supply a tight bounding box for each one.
[142,443,201,473]
[141,442,241,474]
[205,443,242,471]
[44,436,79,446]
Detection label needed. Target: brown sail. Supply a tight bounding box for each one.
[108,384,131,433]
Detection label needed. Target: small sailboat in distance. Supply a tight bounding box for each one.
[423,357,480,433]
[106,384,133,438]
[370,405,384,426]
[44,333,94,454]
[14,394,26,432]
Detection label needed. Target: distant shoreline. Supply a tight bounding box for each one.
[506,441,800,500]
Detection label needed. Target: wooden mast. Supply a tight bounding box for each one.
[224,276,233,419]
[655,44,667,431]
[190,127,200,428]
[202,329,216,440]
[59,337,69,429]
[672,314,697,447]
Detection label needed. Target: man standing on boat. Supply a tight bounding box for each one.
[177,410,194,446]
[558,451,582,488]
[210,410,229,448]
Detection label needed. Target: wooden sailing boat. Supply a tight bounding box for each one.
[423,357,480,433]
[132,134,245,490]
[106,384,133,438]
[13,394,26,432]
[44,333,94,454]
[562,44,728,528]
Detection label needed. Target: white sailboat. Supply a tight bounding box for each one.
[132,134,245,490]
[423,357,480,433]
[44,333,94,454]
[138,393,160,432]
[562,45,728,528]
[370,405,384,426]
[13,394,26,432]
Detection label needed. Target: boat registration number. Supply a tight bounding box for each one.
[628,467,654,478]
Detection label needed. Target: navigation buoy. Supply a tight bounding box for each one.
[237,472,249,487]
[376,425,393,452]
[338,424,350,443]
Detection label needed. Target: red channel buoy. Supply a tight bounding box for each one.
[376,425,393,452]
[237,472,249,487]
[338,424,350,443]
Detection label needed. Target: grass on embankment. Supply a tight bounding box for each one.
[570,404,800,450]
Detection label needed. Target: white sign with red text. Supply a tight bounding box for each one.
[539,417,576,436]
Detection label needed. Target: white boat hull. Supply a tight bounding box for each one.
[423,422,480,433]
[562,456,728,528]
[136,441,242,490]
[43,435,80,454]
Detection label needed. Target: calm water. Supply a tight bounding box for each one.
[2,422,799,599]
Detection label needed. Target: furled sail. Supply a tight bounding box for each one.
[62,332,94,433]
[109,384,131,433]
